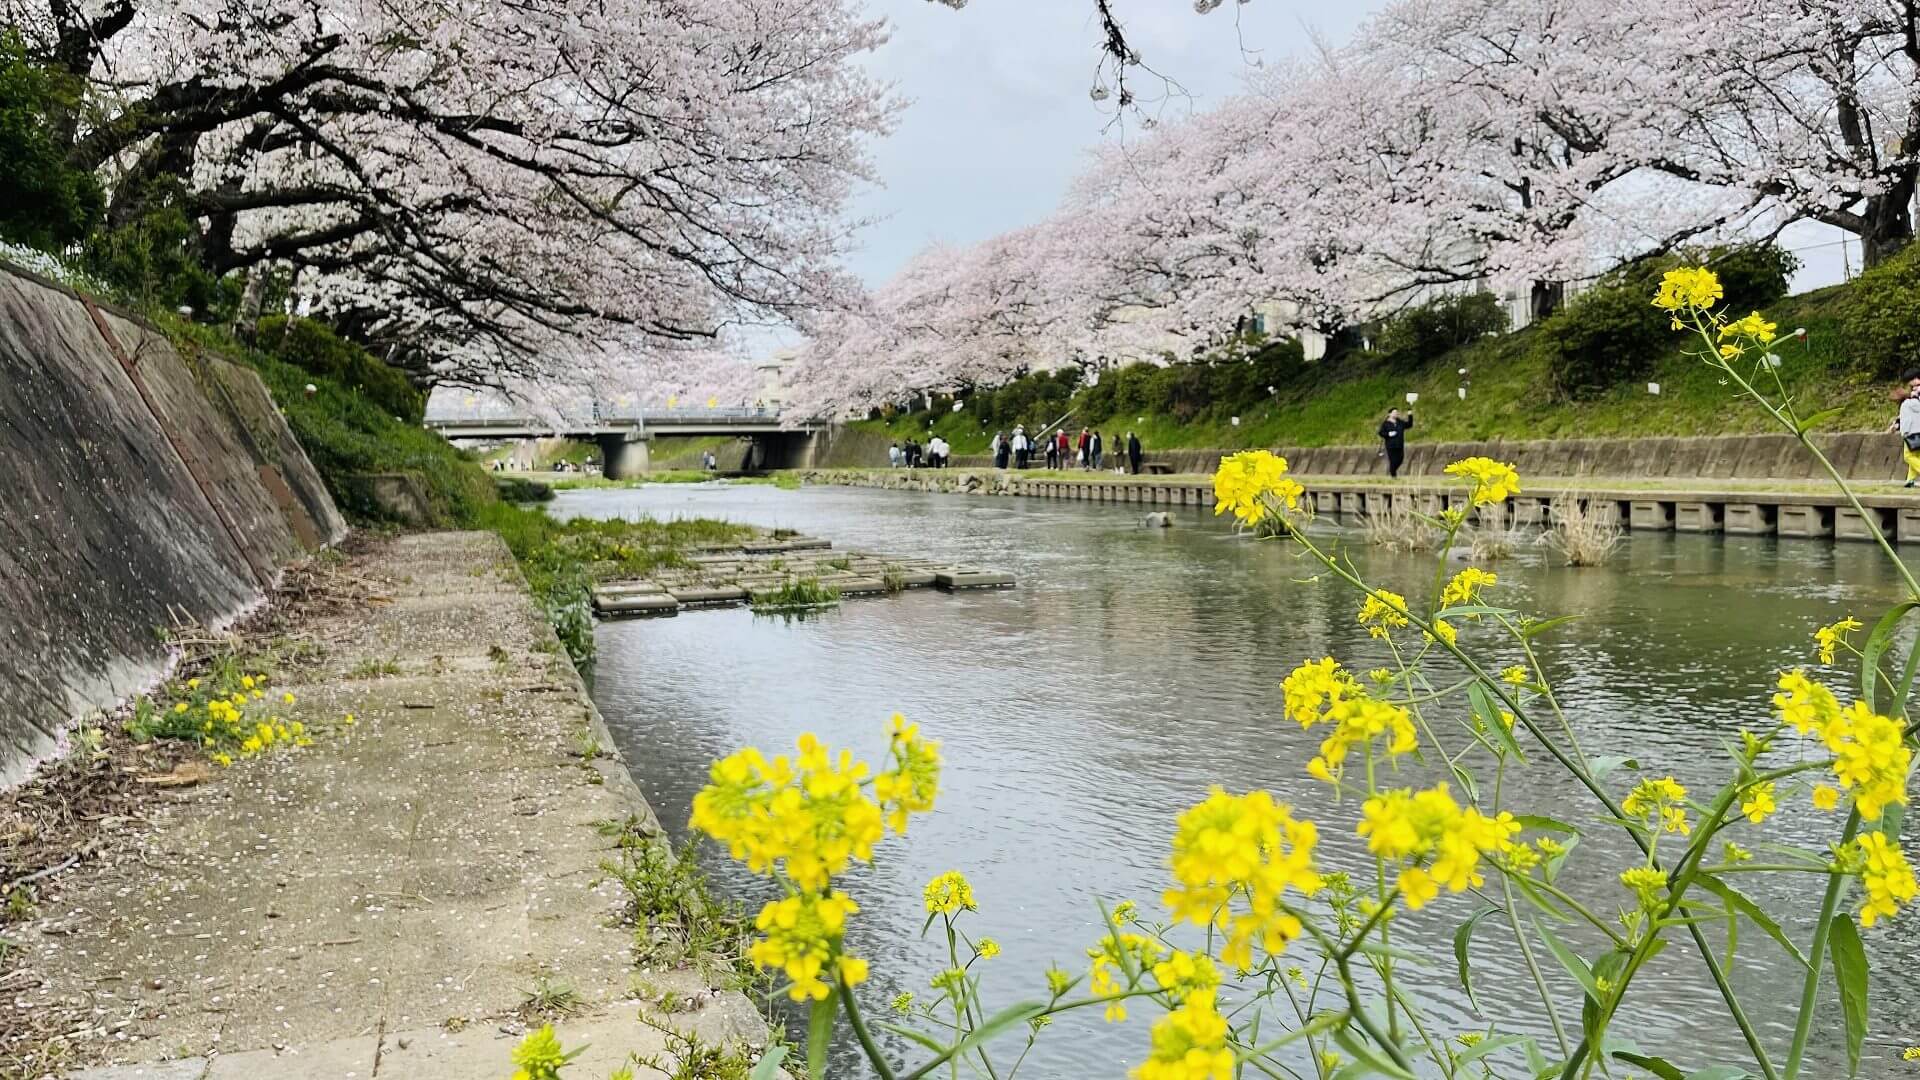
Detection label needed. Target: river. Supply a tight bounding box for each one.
[560,481,1920,1078]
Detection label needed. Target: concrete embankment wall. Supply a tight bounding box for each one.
[949,431,1910,482]
[0,261,346,785]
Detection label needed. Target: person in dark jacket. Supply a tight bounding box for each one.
[1090,430,1104,470]
[1378,408,1414,478]
[1126,431,1143,475]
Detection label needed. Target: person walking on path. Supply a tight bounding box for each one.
[1378,407,1414,478]
[1090,430,1104,470]
[991,431,1009,469]
[1126,431,1143,475]
[1891,372,1920,487]
[1044,432,1060,470]
[1012,427,1030,469]
[1077,427,1092,469]
[889,442,903,468]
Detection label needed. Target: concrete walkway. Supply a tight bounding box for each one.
[17,532,760,1079]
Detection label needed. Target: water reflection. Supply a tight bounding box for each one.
[567,483,1920,1078]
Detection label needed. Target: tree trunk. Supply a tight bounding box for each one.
[1859,186,1916,268]
[1529,280,1564,323]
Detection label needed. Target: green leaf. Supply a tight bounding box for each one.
[1512,814,1580,835]
[1521,614,1583,639]
[1611,1051,1685,1080]
[1693,876,1809,970]
[807,990,838,1080]
[1829,914,1869,1078]
[933,1001,1049,1070]
[748,1045,790,1080]
[1454,908,1498,1011]
[1454,1034,1527,1067]
[1469,682,1526,761]
[1331,1026,1416,1080]
[876,1022,948,1056]
[1436,603,1516,620]
[1589,756,1640,782]
[1795,406,1845,434]
[1533,920,1601,1001]
[1859,601,1917,713]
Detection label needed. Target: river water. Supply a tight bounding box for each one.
[561,482,1920,1078]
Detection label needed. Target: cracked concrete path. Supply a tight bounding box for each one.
[14,532,760,1078]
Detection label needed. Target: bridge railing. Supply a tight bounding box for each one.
[424,405,784,427]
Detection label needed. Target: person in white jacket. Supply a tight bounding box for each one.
[1011,427,1030,469]
[1891,370,1920,487]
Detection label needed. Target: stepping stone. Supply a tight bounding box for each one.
[935,568,1016,589]
[594,592,681,615]
[669,584,749,605]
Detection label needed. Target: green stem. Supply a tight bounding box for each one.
[841,978,901,1080]
[1782,808,1864,1080]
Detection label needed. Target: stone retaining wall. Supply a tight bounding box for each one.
[0,261,346,785]
[954,432,1904,482]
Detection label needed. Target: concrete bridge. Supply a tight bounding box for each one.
[423,404,825,478]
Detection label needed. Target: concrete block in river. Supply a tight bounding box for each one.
[1836,506,1893,542]
[667,584,749,605]
[595,592,682,615]
[935,568,1016,590]
[1777,504,1834,537]
[1723,503,1776,535]
[1628,500,1674,531]
[1674,501,1724,533]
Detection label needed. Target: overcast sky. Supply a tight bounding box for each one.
[842,0,1385,286]
[770,0,1850,359]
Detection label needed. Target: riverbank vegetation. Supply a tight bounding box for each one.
[853,244,1918,455]
[613,270,1920,1080]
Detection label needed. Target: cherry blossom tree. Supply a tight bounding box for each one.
[9,0,896,386]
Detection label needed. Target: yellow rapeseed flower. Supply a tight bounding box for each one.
[1088,931,1164,1022]
[1813,784,1841,811]
[282,692,297,705]
[1211,450,1303,526]
[1622,776,1690,835]
[173,702,189,714]
[874,713,942,833]
[1821,701,1911,822]
[1358,589,1410,639]
[1853,832,1918,928]
[690,733,887,891]
[1652,267,1723,312]
[241,676,255,690]
[1774,670,1841,734]
[1719,312,1778,344]
[1814,617,1862,665]
[1619,866,1668,909]
[975,937,1000,959]
[1132,987,1233,1080]
[1440,568,1497,609]
[1357,784,1518,908]
[1163,788,1321,968]
[924,871,977,915]
[1501,665,1528,685]
[749,889,866,1001]
[1442,457,1521,506]
[1740,781,1776,824]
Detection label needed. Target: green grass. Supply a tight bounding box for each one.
[855,285,1883,454]
[749,577,840,612]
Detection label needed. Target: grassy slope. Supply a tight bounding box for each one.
[855,286,1887,455]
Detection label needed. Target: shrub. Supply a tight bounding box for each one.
[1843,240,1920,378]
[256,315,425,422]
[1534,263,1669,401]
[0,33,103,253]
[1703,241,1798,311]
[1377,291,1510,365]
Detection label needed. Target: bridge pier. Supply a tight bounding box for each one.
[598,433,650,480]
